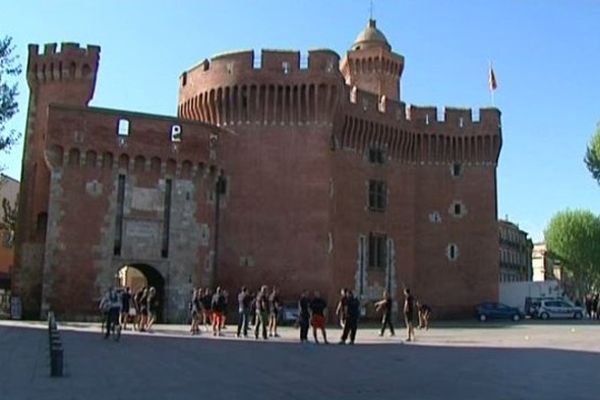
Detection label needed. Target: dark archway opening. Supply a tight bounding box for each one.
[117,263,165,323]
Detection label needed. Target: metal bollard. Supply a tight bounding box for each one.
[50,344,64,377]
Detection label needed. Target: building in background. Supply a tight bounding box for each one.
[498,219,533,282]
[13,20,502,321]
[0,173,19,316]
[532,242,563,282]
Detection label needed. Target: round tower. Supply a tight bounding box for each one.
[13,42,100,318]
[340,19,404,101]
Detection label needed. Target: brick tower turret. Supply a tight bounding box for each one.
[13,43,100,318]
[340,19,404,101]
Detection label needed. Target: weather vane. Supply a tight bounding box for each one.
[370,0,374,20]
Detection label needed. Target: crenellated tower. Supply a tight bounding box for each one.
[340,19,404,101]
[13,42,100,318]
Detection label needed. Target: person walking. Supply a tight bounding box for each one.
[254,285,269,340]
[120,287,132,331]
[100,287,121,339]
[146,287,158,332]
[298,290,311,343]
[375,290,395,337]
[268,287,281,337]
[211,287,226,336]
[585,294,593,319]
[190,288,202,335]
[236,287,250,337]
[220,289,229,330]
[201,288,213,332]
[335,288,348,328]
[135,286,148,332]
[309,291,329,344]
[592,293,600,319]
[339,290,360,345]
[417,301,432,330]
[403,288,415,342]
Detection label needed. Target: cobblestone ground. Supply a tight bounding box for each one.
[1,320,599,400]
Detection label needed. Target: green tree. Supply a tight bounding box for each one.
[0,35,21,152]
[584,122,600,185]
[544,210,600,297]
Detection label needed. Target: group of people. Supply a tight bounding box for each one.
[335,288,431,343]
[584,293,600,319]
[102,283,431,344]
[190,285,282,339]
[195,285,431,344]
[99,285,159,338]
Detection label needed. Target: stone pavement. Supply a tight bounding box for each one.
[1,320,600,400]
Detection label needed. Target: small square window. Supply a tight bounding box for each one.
[451,163,463,177]
[368,147,385,164]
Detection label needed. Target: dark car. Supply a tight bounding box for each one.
[476,302,522,322]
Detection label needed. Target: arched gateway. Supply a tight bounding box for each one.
[117,263,166,322]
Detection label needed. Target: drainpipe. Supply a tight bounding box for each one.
[211,176,223,288]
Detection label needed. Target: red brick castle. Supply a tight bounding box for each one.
[14,20,501,320]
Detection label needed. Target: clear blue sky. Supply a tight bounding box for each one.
[3,1,600,241]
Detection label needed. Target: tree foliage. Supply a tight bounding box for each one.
[544,209,600,295]
[0,35,21,152]
[584,122,600,186]
[0,196,17,247]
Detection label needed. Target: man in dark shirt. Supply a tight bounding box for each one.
[254,285,269,340]
[375,290,395,337]
[120,287,131,331]
[236,287,250,338]
[339,290,360,344]
[201,288,213,332]
[404,288,415,342]
[298,290,310,342]
[309,291,329,344]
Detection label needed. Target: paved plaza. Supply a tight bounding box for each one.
[1,320,599,400]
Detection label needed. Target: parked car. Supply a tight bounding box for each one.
[524,296,564,317]
[536,299,584,320]
[279,303,299,325]
[476,302,522,322]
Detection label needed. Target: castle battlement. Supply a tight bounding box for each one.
[27,42,100,85]
[343,87,501,135]
[184,48,340,78]
[178,49,343,126]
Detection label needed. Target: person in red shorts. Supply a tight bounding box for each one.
[309,291,329,344]
[211,287,226,336]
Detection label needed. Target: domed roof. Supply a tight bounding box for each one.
[352,19,391,51]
